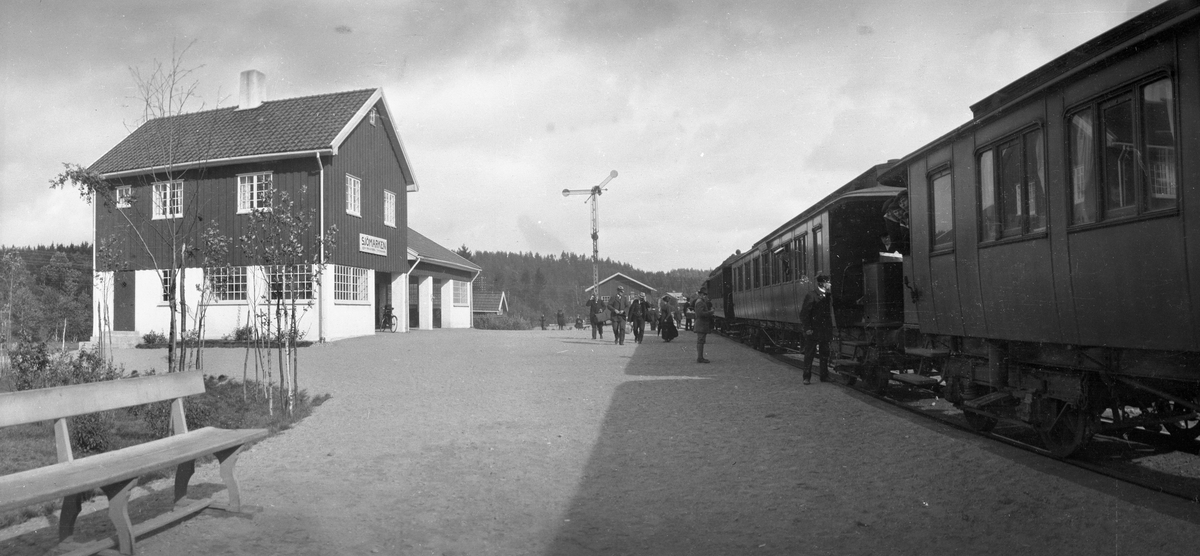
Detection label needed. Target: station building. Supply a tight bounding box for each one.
[86,70,474,343]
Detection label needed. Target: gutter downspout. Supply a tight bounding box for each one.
[317,152,326,343]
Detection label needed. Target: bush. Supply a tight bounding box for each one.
[474,315,532,330]
[142,330,168,345]
[9,342,124,454]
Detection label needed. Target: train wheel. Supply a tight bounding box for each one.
[1164,399,1200,441]
[1037,402,1091,458]
[963,408,997,433]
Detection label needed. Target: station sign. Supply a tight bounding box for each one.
[359,233,387,256]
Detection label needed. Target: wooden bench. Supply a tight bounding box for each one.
[0,372,268,555]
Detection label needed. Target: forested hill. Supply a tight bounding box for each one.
[1,243,92,343]
[458,248,709,320]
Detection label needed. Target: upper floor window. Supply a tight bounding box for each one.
[453,280,469,306]
[929,171,954,250]
[369,108,378,126]
[979,129,1046,241]
[205,266,248,302]
[238,172,273,213]
[152,181,182,220]
[384,190,396,227]
[115,186,132,208]
[1069,76,1177,225]
[346,174,362,217]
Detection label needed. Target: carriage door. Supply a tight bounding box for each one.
[113,270,136,331]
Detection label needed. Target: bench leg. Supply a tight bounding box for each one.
[101,478,138,555]
[212,445,247,512]
[57,492,87,542]
[174,459,196,505]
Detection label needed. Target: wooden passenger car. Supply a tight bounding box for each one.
[880,0,1200,456]
[725,164,902,349]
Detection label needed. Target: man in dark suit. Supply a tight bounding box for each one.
[799,275,833,384]
[607,286,629,345]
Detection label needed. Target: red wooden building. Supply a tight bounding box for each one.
[88,70,420,342]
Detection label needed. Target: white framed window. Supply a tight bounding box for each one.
[115,186,132,208]
[346,174,361,217]
[160,269,176,302]
[453,280,469,306]
[152,181,183,219]
[267,265,313,300]
[205,266,248,302]
[333,265,369,302]
[384,190,396,227]
[369,107,378,126]
[237,172,273,213]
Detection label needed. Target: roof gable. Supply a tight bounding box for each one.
[407,228,482,273]
[584,272,656,293]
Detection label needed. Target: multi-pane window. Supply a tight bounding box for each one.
[794,235,808,279]
[1069,76,1177,224]
[384,190,396,227]
[333,265,369,302]
[929,171,954,250]
[979,129,1046,241]
[152,181,182,219]
[237,172,273,213]
[268,265,313,300]
[160,269,175,302]
[346,174,362,217]
[206,266,248,301]
[115,186,132,208]
[453,280,469,306]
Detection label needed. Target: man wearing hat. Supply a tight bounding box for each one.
[606,285,630,345]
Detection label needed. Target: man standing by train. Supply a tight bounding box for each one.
[607,286,629,345]
[694,287,713,363]
[799,275,833,384]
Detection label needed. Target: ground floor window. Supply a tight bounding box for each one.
[334,265,369,302]
[268,265,313,300]
[206,266,248,301]
[453,280,469,306]
[160,269,175,302]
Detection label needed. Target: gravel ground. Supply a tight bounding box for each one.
[3,327,1200,555]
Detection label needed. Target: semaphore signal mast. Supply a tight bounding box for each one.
[562,170,618,299]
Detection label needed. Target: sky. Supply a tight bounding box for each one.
[0,0,1163,272]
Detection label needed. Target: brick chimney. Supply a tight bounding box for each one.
[237,70,266,110]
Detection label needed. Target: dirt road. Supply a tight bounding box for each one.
[4,328,1200,555]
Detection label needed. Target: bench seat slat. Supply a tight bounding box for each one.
[0,426,267,512]
[0,372,207,427]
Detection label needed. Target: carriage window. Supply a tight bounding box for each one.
[794,235,807,279]
[1069,76,1177,225]
[753,256,761,289]
[779,244,792,282]
[930,171,954,250]
[813,227,824,274]
[978,128,1045,241]
[762,251,772,286]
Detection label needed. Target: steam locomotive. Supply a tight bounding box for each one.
[705,0,1200,457]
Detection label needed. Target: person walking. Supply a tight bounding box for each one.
[693,287,714,363]
[628,293,648,344]
[607,286,629,345]
[799,274,833,384]
[585,295,604,340]
[556,309,566,330]
[540,314,547,330]
[659,294,679,342]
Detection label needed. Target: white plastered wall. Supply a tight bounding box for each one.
[324,268,375,341]
[416,275,433,330]
[441,279,473,329]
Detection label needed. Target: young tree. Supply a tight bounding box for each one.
[50,40,221,372]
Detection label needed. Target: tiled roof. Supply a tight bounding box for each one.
[474,292,506,314]
[89,89,377,175]
[407,228,482,271]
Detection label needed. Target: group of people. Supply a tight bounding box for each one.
[580,286,715,364]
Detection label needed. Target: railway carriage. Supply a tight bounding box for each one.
[879,0,1200,456]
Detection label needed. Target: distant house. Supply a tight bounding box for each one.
[584,272,657,302]
[472,290,509,317]
[406,229,481,329]
[87,70,417,342]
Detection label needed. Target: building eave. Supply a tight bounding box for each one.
[97,148,335,180]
